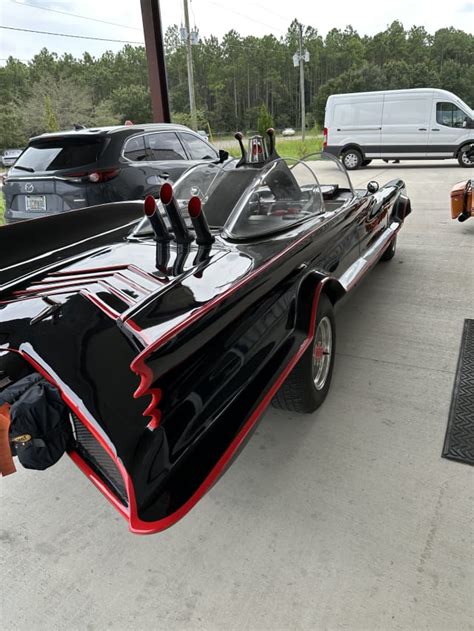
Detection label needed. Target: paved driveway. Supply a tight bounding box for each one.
[1,160,473,630]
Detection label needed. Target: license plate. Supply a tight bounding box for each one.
[25,195,46,211]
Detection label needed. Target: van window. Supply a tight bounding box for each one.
[333,101,383,127]
[383,99,429,125]
[146,132,187,160]
[436,103,466,128]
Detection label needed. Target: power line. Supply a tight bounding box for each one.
[10,0,143,32]
[205,0,286,35]
[252,2,292,25]
[0,25,144,45]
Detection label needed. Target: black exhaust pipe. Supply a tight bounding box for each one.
[144,195,170,242]
[235,132,247,167]
[187,196,214,246]
[160,183,192,244]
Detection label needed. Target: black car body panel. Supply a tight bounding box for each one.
[3,124,219,223]
[0,146,411,533]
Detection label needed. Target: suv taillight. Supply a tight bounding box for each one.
[323,127,328,149]
[88,169,120,183]
[64,169,120,183]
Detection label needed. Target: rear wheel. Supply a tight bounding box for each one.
[342,149,363,170]
[458,146,474,168]
[272,294,336,413]
[380,236,397,261]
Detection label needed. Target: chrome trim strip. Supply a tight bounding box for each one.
[338,221,400,292]
[5,175,82,182]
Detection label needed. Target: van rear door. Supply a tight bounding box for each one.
[381,92,432,158]
[330,95,383,158]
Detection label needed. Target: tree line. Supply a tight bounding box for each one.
[0,20,473,149]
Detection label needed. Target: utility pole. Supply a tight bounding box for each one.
[293,24,309,141]
[183,0,197,130]
[298,23,305,141]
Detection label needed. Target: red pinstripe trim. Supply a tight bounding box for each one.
[125,279,329,534]
[97,280,134,306]
[68,451,129,519]
[50,265,130,276]
[13,280,92,295]
[13,348,133,522]
[1,280,328,534]
[79,289,121,320]
[114,271,150,294]
[128,230,317,391]
[127,264,168,285]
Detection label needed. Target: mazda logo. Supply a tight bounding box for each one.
[24,183,34,193]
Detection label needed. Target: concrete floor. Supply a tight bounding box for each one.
[1,160,473,630]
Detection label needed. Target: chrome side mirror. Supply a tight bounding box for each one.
[367,181,379,194]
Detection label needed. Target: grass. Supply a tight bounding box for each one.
[277,137,324,159]
[0,192,4,225]
[215,135,323,160]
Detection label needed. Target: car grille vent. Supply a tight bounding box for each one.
[70,413,128,506]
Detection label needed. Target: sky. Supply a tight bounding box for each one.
[1,0,473,65]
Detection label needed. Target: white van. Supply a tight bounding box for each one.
[324,88,474,169]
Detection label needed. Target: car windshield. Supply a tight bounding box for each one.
[12,137,105,173]
[133,152,354,240]
[133,160,258,236]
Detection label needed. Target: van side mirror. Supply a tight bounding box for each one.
[367,181,379,194]
[463,117,474,129]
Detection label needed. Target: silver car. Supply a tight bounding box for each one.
[2,149,23,168]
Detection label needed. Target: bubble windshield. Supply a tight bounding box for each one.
[131,152,354,240]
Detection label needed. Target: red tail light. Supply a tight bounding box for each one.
[323,127,328,149]
[88,169,120,183]
[64,169,120,183]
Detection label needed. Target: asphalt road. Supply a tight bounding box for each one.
[1,160,473,630]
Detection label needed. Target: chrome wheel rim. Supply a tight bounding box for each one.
[461,151,473,166]
[312,316,332,390]
[344,153,358,169]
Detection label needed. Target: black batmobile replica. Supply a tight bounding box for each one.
[0,131,411,533]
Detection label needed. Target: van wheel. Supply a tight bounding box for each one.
[362,159,372,167]
[272,294,336,413]
[458,147,474,168]
[342,149,362,170]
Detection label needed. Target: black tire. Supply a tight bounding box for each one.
[380,236,397,261]
[272,294,336,413]
[458,147,474,168]
[342,148,363,170]
[362,159,372,167]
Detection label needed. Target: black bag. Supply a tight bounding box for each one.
[1,373,72,470]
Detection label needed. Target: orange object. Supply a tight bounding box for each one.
[0,403,16,476]
[450,180,473,220]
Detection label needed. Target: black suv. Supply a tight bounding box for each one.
[3,124,220,223]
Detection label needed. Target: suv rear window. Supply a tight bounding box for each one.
[13,137,105,172]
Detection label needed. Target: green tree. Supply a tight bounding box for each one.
[257,103,274,137]
[44,95,59,132]
[0,103,27,150]
[111,84,153,123]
